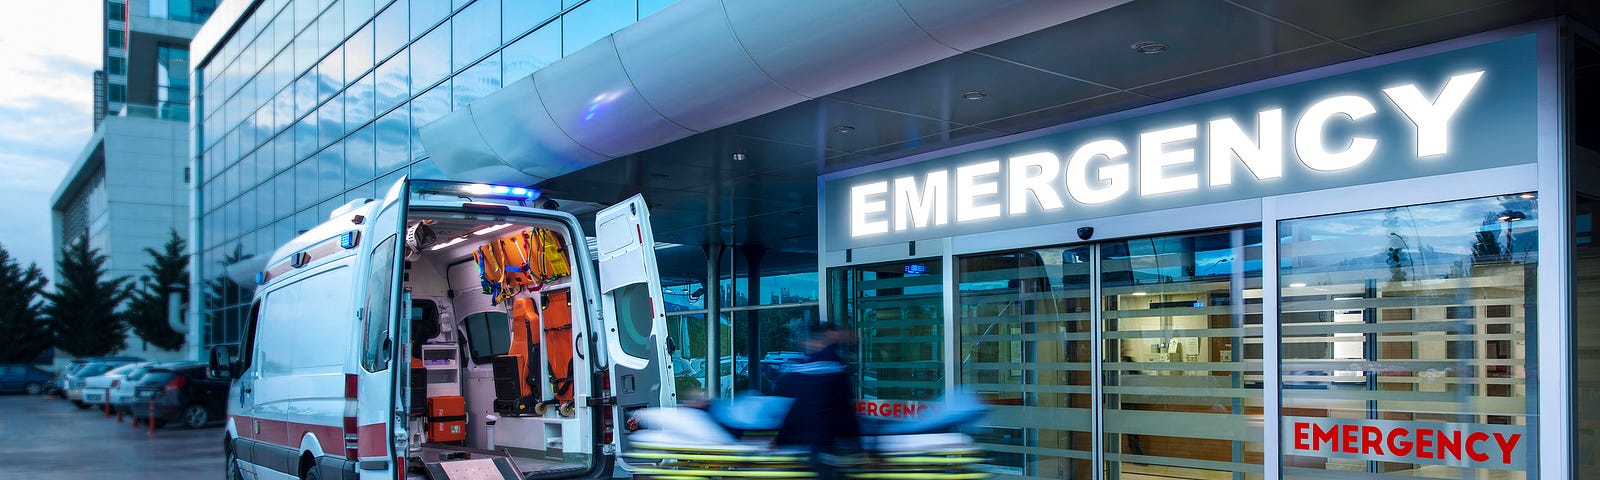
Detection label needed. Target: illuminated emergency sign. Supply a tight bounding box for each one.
[1286,417,1527,470]
[857,400,929,419]
[823,34,1538,250]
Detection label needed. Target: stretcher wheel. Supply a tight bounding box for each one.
[534,401,550,416]
[559,401,576,417]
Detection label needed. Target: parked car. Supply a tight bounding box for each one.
[64,360,140,408]
[111,362,190,414]
[0,364,54,395]
[82,363,150,408]
[128,363,228,429]
[52,356,144,398]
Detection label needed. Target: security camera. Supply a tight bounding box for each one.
[1077,227,1094,241]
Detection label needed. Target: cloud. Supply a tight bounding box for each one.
[0,1,102,280]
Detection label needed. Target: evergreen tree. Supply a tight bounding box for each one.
[43,237,131,357]
[123,230,189,350]
[0,244,50,363]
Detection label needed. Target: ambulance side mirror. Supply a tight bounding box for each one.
[209,345,238,379]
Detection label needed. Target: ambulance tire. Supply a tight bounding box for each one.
[301,463,322,480]
[226,443,245,480]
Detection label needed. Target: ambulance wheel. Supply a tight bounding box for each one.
[227,443,245,480]
[559,402,575,417]
[301,463,322,480]
[533,402,550,416]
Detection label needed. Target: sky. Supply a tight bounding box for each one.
[0,2,102,280]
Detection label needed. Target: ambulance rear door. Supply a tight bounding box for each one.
[593,195,674,457]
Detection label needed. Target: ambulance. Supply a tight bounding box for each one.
[209,178,674,480]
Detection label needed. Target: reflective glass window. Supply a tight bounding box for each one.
[375,109,408,173]
[666,314,709,402]
[562,0,634,56]
[409,158,444,178]
[345,0,373,35]
[452,55,500,110]
[346,23,374,80]
[317,46,343,102]
[833,260,944,403]
[273,172,294,219]
[503,0,557,43]
[108,57,127,76]
[317,3,343,54]
[410,0,449,39]
[375,51,409,114]
[346,72,376,128]
[452,0,499,71]
[410,25,450,92]
[638,0,676,19]
[1279,196,1538,478]
[294,33,317,87]
[274,132,295,174]
[375,0,408,59]
[109,28,125,49]
[502,20,559,81]
[293,159,318,211]
[318,146,345,201]
[293,114,317,161]
[317,95,344,147]
[408,85,449,161]
[345,124,376,190]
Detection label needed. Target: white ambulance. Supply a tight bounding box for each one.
[209,178,674,480]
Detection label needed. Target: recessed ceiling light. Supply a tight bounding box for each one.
[732,152,747,161]
[831,125,856,133]
[961,91,987,100]
[1131,41,1168,55]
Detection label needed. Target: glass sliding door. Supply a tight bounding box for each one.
[958,246,1095,478]
[1278,195,1539,479]
[832,260,946,403]
[1100,229,1266,479]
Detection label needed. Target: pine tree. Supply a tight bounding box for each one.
[123,229,189,351]
[0,244,49,363]
[43,237,131,357]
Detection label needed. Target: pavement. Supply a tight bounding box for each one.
[0,394,223,480]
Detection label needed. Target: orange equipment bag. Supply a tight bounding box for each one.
[542,290,575,403]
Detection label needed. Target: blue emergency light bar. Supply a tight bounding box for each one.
[411,179,541,202]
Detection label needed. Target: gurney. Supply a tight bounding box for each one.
[623,391,992,480]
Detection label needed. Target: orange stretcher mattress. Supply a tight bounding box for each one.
[543,290,574,403]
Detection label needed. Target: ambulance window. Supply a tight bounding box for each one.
[463,311,511,362]
[614,283,653,359]
[361,235,399,372]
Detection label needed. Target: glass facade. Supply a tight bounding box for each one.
[195,0,680,348]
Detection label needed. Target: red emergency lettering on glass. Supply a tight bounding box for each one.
[1290,421,1522,466]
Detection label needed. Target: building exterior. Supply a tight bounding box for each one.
[50,0,214,364]
[194,0,1599,478]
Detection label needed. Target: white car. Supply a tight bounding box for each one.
[81,363,149,408]
[112,362,189,414]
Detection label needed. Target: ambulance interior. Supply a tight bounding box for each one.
[398,212,592,476]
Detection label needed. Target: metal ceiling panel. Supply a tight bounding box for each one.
[1129,41,1366,100]
[1335,1,1548,54]
[825,52,1117,128]
[613,0,810,132]
[411,108,543,185]
[729,98,959,152]
[977,0,1325,91]
[721,0,959,98]
[898,0,1132,51]
[533,36,698,157]
[466,76,610,182]
[1229,0,1524,46]
[971,91,1155,136]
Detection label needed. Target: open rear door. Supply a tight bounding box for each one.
[594,195,674,458]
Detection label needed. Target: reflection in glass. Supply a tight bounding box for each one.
[1576,194,1598,478]
[452,0,499,72]
[503,20,561,82]
[959,246,1094,478]
[1279,195,1538,479]
[504,0,559,43]
[1102,228,1265,479]
[667,314,709,403]
[732,307,817,396]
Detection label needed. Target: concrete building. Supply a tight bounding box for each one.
[193,0,1600,478]
[50,0,215,363]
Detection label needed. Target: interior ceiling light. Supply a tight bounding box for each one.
[961,91,987,100]
[732,152,747,161]
[832,125,856,133]
[472,223,514,236]
[429,236,467,251]
[1131,41,1168,55]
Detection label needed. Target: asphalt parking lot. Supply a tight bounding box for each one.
[0,394,222,480]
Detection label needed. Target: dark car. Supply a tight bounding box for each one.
[0,364,54,395]
[128,363,227,429]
